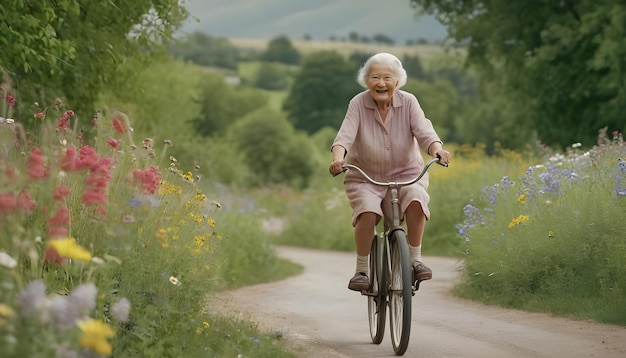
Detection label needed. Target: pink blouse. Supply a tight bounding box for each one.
[332,90,442,184]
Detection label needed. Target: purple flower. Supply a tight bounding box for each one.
[15,280,48,318]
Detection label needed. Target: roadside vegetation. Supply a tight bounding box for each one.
[1,1,625,357]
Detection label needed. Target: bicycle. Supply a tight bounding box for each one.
[342,157,445,356]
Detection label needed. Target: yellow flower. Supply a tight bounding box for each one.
[0,304,15,317]
[548,230,555,237]
[77,319,115,354]
[507,214,530,228]
[47,238,92,261]
[517,194,526,204]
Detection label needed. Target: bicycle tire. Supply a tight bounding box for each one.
[388,229,412,355]
[368,234,386,344]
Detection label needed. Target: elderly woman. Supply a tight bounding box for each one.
[329,52,451,291]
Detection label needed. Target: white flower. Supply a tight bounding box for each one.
[0,252,17,269]
[111,297,131,322]
[169,276,181,286]
[69,283,97,312]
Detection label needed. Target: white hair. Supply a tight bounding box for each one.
[356,53,407,89]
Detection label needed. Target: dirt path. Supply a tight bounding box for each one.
[208,246,626,358]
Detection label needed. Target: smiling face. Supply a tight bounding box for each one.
[367,64,398,106]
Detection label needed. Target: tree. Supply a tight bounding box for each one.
[254,63,289,91]
[1,0,188,119]
[411,0,626,148]
[283,51,362,134]
[168,32,239,69]
[229,108,314,188]
[262,35,301,65]
[191,73,268,137]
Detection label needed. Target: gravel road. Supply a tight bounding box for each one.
[208,246,626,358]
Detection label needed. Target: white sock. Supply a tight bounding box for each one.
[409,244,422,263]
[356,255,369,274]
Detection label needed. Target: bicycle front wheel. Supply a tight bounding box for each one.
[388,229,412,355]
[368,234,386,344]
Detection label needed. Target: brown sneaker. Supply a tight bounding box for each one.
[413,261,432,281]
[348,272,369,291]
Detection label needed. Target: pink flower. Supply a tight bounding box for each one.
[53,185,70,201]
[16,190,36,212]
[112,118,125,134]
[6,95,15,107]
[48,206,69,237]
[81,190,107,205]
[132,166,161,194]
[77,145,99,170]
[33,110,45,119]
[56,110,74,130]
[0,193,16,213]
[44,246,64,264]
[60,145,80,172]
[26,147,49,180]
[107,138,120,148]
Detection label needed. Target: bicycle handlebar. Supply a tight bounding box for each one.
[342,157,444,187]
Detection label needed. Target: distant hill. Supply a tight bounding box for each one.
[179,0,448,44]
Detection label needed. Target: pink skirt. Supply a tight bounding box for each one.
[344,180,431,227]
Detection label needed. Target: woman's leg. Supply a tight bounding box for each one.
[405,201,432,280]
[348,212,379,291]
[405,201,426,247]
[354,212,378,256]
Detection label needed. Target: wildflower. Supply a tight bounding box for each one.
[132,166,161,194]
[112,117,125,134]
[49,295,75,329]
[48,206,70,237]
[107,138,120,148]
[53,185,71,201]
[6,95,15,106]
[111,297,131,322]
[0,252,17,269]
[508,214,530,228]
[15,280,48,318]
[169,276,181,286]
[46,238,92,262]
[142,138,153,149]
[16,190,36,212]
[56,110,74,130]
[548,230,554,237]
[0,304,15,318]
[69,283,97,312]
[33,110,45,119]
[60,145,80,172]
[26,147,49,180]
[163,139,172,146]
[77,319,115,355]
[44,246,65,264]
[0,193,16,213]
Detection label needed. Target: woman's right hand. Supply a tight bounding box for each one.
[329,159,345,177]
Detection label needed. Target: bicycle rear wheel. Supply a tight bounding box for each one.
[368,234,386,344]
[388,229,412,355]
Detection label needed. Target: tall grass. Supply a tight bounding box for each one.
[0,97,298,357]
[454,136,626,325]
